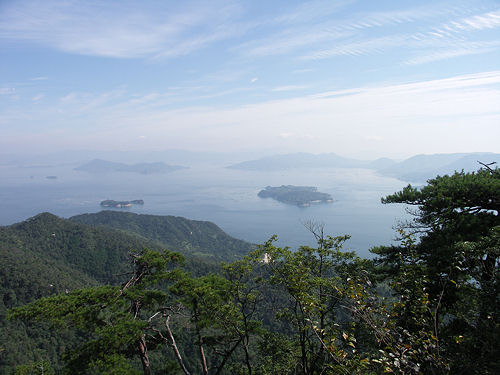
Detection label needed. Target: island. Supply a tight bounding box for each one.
[258,185,333,207]
[100,199,144,208]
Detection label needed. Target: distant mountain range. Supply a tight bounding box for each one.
[1,149,264,168]
[227,152,388,170]
[377,153,500,182]
[227,152,500,182]
[74,159,187,174]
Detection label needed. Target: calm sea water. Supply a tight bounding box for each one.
[0,164,409,257]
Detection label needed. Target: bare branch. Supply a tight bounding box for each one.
[478,160,497,173]
[164,315,192,375]
[302,219,326,243]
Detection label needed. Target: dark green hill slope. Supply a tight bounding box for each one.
[0,213,162,317]
[0,212,252,373]
[70,211,254,261]
[1,212,161,285]
[0,213,156,374]
[0,211,248,373]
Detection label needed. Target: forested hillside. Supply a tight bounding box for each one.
[0,213,164,285]
[0,212,252,374]
[70,211,254,261]
[2,167,499,374]
[0,213,164,374]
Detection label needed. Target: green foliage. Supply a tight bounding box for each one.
[376,167,500,374]
[0,211,241,373]
[165,254,266,374]
[10,249,182,375]
[254,232,367,374]
[255,332,297,375]
[70,211,254,261]
[0,213,162,285]
[13,361,54,375]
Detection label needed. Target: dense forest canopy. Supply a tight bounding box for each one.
[2,167,499,374]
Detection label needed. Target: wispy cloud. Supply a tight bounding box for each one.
[5,71,498,154]
[273,0,353,24]
[293,68,314,74]
[405,41,500,65]
[236,2,458,59]
[232,0,500,69]
[301,5,500,63]
[399,7,500,65]
[272,85,310,92]
[303,35,409,59]
[434,8,500,35]
[2,0,498,67]
[0,0,246,59]
[0,87,15,95]
[236,26,351,57]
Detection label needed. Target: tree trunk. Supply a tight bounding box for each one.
[165,315,191,375]
[137,335,151,375]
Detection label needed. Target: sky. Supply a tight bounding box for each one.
[1,0,499,159]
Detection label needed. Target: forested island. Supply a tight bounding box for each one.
[258,185,333,206]
[100,199,144,208]
[1,167,499,375]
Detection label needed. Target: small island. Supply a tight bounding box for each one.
[258,185,333,207]
[100,199,144,208]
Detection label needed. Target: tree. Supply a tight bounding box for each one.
[9,249,183,375]
[254,230,372,374]
[374,167,500,374]
[166,256,266,375]
[14,361,54,375]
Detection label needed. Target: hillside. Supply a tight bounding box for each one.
[0,213,162,286]
[0,211,253,312]
[70,211,254,261]
[0,213,161,374]
[0,211,253,373]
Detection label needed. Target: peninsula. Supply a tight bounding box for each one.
[258,185,333,207]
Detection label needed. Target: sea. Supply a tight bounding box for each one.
[0,163,410,258]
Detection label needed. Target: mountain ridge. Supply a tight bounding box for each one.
[70,210,254,261]
[227,152,500,182]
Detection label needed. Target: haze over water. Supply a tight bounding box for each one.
[0,163,408,257]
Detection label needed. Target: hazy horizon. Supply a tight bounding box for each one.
[1,0,499,157]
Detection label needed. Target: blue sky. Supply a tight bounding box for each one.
[1,0,499,158]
